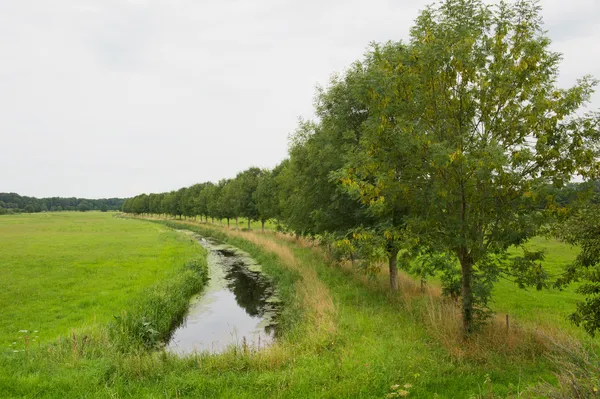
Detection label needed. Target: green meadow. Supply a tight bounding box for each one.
[0,212,204,347]
[1,212,598,397]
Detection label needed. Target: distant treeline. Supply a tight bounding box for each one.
[0,193,125,214]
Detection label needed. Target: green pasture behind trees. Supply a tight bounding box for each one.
[0,212,204,346]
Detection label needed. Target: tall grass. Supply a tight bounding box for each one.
[531,332,600,398]
[109,257,208,351]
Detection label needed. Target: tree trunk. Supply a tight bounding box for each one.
[248,219,251,230]
[235,217,238,230]
[227,218,230,228]
[459,252,474,338]
[261,220,265,232]
[388,250,398,292]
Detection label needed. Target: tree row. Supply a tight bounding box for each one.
[124,0,600,337]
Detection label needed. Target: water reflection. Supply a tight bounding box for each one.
[166,235,280,355]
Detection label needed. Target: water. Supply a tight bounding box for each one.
[166,234,280,355]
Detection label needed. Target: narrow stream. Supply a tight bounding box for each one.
[166,233,281,355]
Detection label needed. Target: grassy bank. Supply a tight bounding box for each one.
[131,219,565,397]
[1,213,597,397]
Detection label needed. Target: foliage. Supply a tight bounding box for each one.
[0,192,124,213]
[254,169,280,228]
[335,0,599,334]
[557,203,600,336]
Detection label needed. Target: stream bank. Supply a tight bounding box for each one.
[167,232,281,354]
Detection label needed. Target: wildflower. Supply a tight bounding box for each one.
[18,330,27,333]
[403,384,413,389]
[390,385,400,390]
[397,390,410,397]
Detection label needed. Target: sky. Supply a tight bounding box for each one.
[1,0,599,199]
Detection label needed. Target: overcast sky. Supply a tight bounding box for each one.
[1,0,598,199]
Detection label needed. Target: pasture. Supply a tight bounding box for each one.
[0,212,203,347]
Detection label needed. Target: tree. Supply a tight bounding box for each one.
[254,169,279,231]
[194,182,213,222]
[161,192,176,217]
[285,118,370,238]
[100,204,109,212]
[204,183,220,223]
[343,0,599,335]
[234,167,262,230]
[148,193,163,215]
[182,185,198,219]
[320,47,410,291]
[166,188,185,218]
[215,179,236,227]
[77,200,92,212]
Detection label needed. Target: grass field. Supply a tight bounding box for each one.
[0,212,204,347]
[1,213,598,397]
[495,237,583,330]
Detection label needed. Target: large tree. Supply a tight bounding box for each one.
[344,0,599,335]
[331,43,411,291]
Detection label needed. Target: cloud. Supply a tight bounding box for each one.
[0,0,598,198]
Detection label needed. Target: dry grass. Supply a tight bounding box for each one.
[331,257,559,362]
[225,229,336,337]
[273,231,319,249]
[529,330,600,398]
